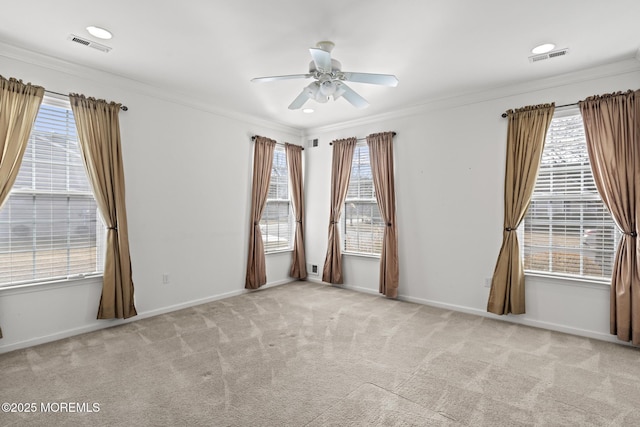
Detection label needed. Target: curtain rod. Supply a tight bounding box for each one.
[329,131,397,145]
[250,135,304,150]
[500,102,576,118]
[45,89,129,111]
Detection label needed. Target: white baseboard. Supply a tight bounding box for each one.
[396,294,627,345]
[2,278,628,353]
[332,283,380,296]
[0,280,293,354]
[305,278,628,346]
[251,278,296,290]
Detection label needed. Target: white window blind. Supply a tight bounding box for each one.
[522,109,620,280]
[260,144,293,252]
[343,141,383,255]
[0,97,105,286]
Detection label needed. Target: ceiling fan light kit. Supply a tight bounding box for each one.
[252,41,398,110]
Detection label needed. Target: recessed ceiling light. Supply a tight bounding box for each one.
[531,43,555,54]
[86,26,112,40]
[302,108,314,114]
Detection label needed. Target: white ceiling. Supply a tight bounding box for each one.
[1,0,639,131]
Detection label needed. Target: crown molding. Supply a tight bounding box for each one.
[304,57,640,136]
[3,40,637,139]
[0,41,303,137]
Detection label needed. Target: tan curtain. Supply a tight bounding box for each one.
[245,136,276,289]
[579,90,640,345]
[0,76,44,338]
[367,132,399,298]
[487,103,555,315]
[69,94,137,320]
[285,143,307,279]
[322,137,357,284]
[0,77,44,211]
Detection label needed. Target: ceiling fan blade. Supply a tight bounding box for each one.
[337,82,369,109]
[288,89,311,110]
[309,47,332,73]
[341,72,399,87]
[251,74,311,83]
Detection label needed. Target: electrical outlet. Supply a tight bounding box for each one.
[162,274,170,284]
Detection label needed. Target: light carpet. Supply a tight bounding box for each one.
[1,281,639,426]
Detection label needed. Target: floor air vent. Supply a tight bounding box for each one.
[529,48,569,63]
[68,35,112,53]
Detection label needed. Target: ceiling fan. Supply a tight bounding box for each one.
[251,41,399,110]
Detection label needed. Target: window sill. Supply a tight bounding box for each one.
[525,271,610,289]
[343,251,380,259]
[265,249,293,255]
[0,274,103,295]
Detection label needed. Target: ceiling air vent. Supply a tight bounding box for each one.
[68,34,112,53]
[529,48,569,63]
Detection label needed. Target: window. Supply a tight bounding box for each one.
[522,109,620,280]
[260,144,293,252]
[343,141,383,255]
[0,97,105,286]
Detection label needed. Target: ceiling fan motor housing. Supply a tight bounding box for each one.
[309,59,342,75]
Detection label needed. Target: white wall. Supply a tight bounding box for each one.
[303,59,640,344]
[0,46,302,353]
